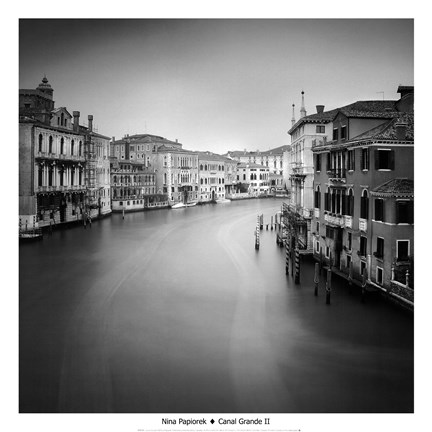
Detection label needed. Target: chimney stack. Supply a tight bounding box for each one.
[316,105,325,114]
[300,90,307,118]
[73,111,80,132]
[395,122,408,140]
[88,115,93,132]
[112,136,115,143]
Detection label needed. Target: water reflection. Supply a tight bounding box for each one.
[19,199,413,413]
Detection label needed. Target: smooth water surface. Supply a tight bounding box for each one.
[19,199,413,413]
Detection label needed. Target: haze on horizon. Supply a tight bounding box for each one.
[19,19,413,154]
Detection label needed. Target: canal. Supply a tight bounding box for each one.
[19,198,413,413]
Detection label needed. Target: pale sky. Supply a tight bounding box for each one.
[19,19,413,153]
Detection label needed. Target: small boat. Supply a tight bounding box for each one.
[171,202,186,209]
[216,198,231,204]
[185,202,197,207]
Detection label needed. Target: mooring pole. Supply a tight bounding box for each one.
[255,215,260,250]
[314,262,319,296]
[326,268,332,305]
[348,261,353,295]
[361,268,367,303]
[294,243,300,284]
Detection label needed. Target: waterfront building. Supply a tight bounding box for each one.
[84,114,112,219]
[223,158,239,198]
[110,134,182,167]
[196,152,232,202]
[225,145,288,182]
[285,92,337,252]
[311,86,414,303]
[236,162,270,196]
[110,158,157,211]
[154,144,199,204]
[19,77,111,230]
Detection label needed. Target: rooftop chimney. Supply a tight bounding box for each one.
[300,90,307,118]
[112,136,115,143]
[316,105,324,114]
[88,115,93,132]
[395,122,408,140]
[73,111,80,132]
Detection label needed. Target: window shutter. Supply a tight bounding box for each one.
[408,201,414,224]
[396,201,400,224]
[389,150,395,170]
[374,149,380,170]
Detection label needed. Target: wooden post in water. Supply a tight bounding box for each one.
[314,262,319,296]
[271,215,273,230]
[260,214,263,230]
[294,243,300,284]
[348,261,353,295]
[361,268,367,303]
[326,268,332,305]
[122,208,125,220]
[255,215,260,250]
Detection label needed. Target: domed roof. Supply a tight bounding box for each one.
[37,75,52,90]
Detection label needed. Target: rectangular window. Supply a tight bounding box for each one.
[315,154,321,172]
[361,148,370,170]
[316,125,325,133]
[341,126,347,140]
[376,237,384,259]
[325,246,330,258]
[346,254,351,269]
[396,201,414,224]
[375,198,384,222]
[375,149,395,170]
[315,240,320,253]
[397,240,410,261]
[333,128,338,141]
[347,150,355,171]
[360,260,367,277]
[376,267,383,285]
[348,232,352,250]
[326,153,331,171]
[316,222,320,234]
[360,236,367,257]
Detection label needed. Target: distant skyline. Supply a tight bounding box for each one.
[19,19,413,154]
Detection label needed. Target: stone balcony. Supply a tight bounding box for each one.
[324,212,344,227]
[36,151,86,162]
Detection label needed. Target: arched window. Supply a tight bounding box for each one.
[200,164,203,170]
[79,141,82,156]
[38,134,43,152]
[347,188,354,216]
[49,136,53,153]
[361,189,369,219]
[71,140,74,155]
[60,138,64,154]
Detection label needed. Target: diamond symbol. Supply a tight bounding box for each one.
[210,419,215,424]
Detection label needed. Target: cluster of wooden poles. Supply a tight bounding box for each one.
[255,213,369,304]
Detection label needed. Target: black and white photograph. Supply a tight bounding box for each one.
[6,3,429,432]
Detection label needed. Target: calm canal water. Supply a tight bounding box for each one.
[19,198,413,413]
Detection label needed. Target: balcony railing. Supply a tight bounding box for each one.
[324,212,344,226]
[327,168,346,180]
[36,151,85,162]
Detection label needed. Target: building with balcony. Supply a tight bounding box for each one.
[236,162,270,196]
[110,159,158,212]
[110,133,182,166]
[154,145,199,204]
[311,86,414,305]
[285,92,338,253]
[197,152,232,202]
[19,77,112,230]
[225,145,289,183]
